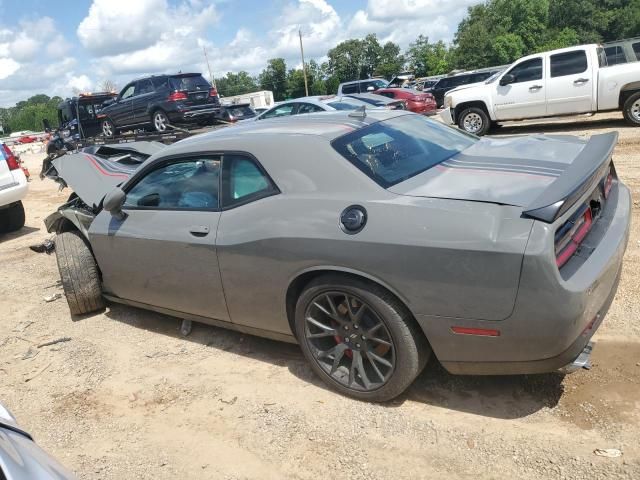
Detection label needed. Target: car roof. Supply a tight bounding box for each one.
[162,110,411,154]
[340,78,386,85]
[127,72,203,84]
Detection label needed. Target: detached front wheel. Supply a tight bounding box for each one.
[458,107,490,136]
[55,231,105,316]
[295,275,430,402]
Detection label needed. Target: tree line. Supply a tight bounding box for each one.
[219,0,639,101]
[1,0,638,132]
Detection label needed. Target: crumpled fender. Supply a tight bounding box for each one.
[44,207,95,240]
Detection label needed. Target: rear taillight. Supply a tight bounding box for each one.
[167,91,188,101]
[1,143,20,170]
[209,88,218,97]
[555,205,593,268]
[410,95,426,102]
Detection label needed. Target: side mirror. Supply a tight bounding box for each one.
[366,86,375,92]
[103,187,127,220]
[499,74,515,86]
[43,119,51,132]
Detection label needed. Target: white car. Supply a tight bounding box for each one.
[441,44,640,135]
[250,95,376,121]
[0,141,28,233]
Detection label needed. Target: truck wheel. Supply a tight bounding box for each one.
[102,119,116,138]
[0,201,25,233]
[152,110,169,132]
[55,230,105,316]
[458,107,490,136]
[622,92,640,126]
[295,274,430,402]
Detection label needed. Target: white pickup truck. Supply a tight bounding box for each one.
[441,44,640,135]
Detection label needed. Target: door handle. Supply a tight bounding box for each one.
[529,85,543,91]
[189,225,210,237]
[574,78,590,84]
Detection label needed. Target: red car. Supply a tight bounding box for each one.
[374,88,437,115]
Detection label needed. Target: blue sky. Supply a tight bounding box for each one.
[0,0,480,106]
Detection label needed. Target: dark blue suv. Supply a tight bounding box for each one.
[99,73,221,138]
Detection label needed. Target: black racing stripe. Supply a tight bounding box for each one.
[444,158,565,174]
[451,154,568,172]
[440,162,560,177]
[92,156,136,174]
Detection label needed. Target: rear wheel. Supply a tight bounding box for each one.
[295,275,430,402]
[152,110,170,132]
[622,91,640,126]
[55,230,105,316]
[102,119,116,138]
[458,107,490,136]
[0,201,25,233]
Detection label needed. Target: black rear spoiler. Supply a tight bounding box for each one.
[522,131,617,223]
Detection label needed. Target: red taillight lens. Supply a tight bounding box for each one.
[555,206,593,268]
[167,91,188,101]
[1,143,20,170]
[209,88,218,97]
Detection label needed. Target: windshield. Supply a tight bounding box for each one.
[331,114,477,188]
[484,70,503,84]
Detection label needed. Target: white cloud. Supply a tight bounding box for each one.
[8,32,40,62]
[77,0,218,57]
[0,58,20,80]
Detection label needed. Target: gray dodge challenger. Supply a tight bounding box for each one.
[44,110,631,401]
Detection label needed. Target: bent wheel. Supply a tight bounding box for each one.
[295,275,430,401]
[55,230,105,316]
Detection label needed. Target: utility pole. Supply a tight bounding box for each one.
[203,45,216,88]
[299,29,309,96]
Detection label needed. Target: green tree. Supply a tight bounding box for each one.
[216,71,258,97]
[259,58,287,101]
[406,35,451,77]
[327,39,365,82]
[375,41,405,78]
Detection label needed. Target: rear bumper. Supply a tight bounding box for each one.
[0,170,28,208]
[169,106,221,123]
[418,182,631,375]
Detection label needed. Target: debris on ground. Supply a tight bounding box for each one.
[21,346,39,360]
[43,293,62,303]
[594,448,623,458]
[37,337,71,348]
[29,238,55,254]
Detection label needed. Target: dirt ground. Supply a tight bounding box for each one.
[1,112,639,480]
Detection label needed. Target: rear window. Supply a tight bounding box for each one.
[169,75,211,92]
[604,46,626,66]
[227,106,255,118]
[332,115,477,188]
[341,83,358,94]
[633,42,640,61]
[327,101,359,111]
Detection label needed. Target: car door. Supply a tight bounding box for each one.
[215,153,283,332]
[109,83,136,127]
[545,49,594,116]
[493,57,546,120]
[131,79,156,124]
[88,155,229,322]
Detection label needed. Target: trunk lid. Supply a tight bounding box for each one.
[389,132,616,221]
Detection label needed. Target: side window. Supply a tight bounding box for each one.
[297,103,325,114]
[435,78,450,90]
[507,58,543,83]
[124,158,220,210]
[222,155,278,207]
[550,50,588,77]
[260,104,295,119]
[633,42,640,61]
[341,84,358,94]
[151,77,169,90]
[120,84,135,100]
[136,79,154,95]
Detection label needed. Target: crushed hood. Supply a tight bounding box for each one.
[388,134,588,207]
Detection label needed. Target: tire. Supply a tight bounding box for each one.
[622,91,640,126]
[102,118,116,138]
[152,110,170,132]
[295,274,430,402]
[55,230,105,316]
[458,107,490,136]
[0,201,25,233]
